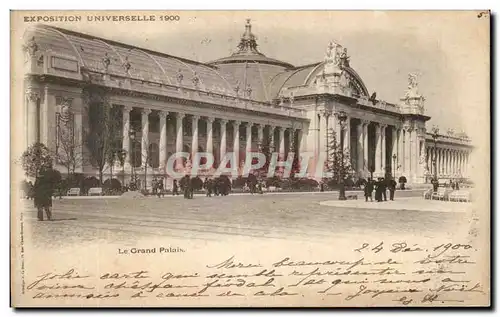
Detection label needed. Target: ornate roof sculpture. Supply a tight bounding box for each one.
[209,19,295,102]
[210,19,294,68]
[268,53,370,100]
[400,72,426,115]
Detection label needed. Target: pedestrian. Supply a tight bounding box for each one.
[172,179,179,196]
[364,179,374,202]
[157,179,164,198]
[388,177,397,201]
[183,175,191,199]
[374,178,383,202]
[381,177,388,201]
[432,177,439,192]
[455,181,460,191]
[205,178,213,197]
[33,168,56,221]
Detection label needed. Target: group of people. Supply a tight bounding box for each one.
[431,178,462,193]
[169,175,266,199]
[151,177,165,198]
[363,177,397,202]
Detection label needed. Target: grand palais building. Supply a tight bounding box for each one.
[21,20,473,186]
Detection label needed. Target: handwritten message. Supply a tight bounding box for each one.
[25,241,486,306]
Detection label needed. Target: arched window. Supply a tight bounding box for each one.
[149,143,159,168]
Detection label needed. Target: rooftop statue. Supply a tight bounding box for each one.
[324,41,341,66]
[404,72,421,99]
[23,36,39,58]
[340,48,350,67]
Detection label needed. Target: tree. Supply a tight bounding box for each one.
[256,134,273,177]
[325,129,353,186]
[21,142,53,178]
[115,149,127,188]
[83,85,121,185]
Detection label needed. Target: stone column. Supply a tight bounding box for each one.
[450,150,453,175]
[445,149,450,175]
[279,127,285,158]
[439,149,446,175]
[356,122,364,175]
[159,111,168,170]
[319,112,328,157]
[246,123,252,155]
[269,125,275,152]
[375,124,382,175]
[404,127,412,177]
[141,109,151,167]
[299,128,306,155]
[41,85,49,144]
[175,112,184,153]
[175,112,185,169]
[418,137,426,181]
[233,120,241,168]
[122,106,132,168]
[392,127,398,173]
[411,128,418,181]
[381,124,387,175]
[26,89,39,146]
[398,128,404,176]
[362,120,369,175]
[461,152,465,175]
[257,124,264,146]
[220,119,227,161]
[191,115,199,159]
[289,128,296,157]
[206,117,214,156]
[344,116,351,152]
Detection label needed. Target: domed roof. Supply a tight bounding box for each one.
[209,19,295,102]
[268,60,370,99]
[24,24,235,95]
[209,19,294,69]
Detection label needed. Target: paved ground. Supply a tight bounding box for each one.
[18,189,473,249]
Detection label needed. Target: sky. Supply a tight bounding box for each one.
[15,11,489,137]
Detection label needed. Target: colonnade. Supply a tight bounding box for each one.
[121,106,303,170]
[426,146,470,178]
[315,110,425,181]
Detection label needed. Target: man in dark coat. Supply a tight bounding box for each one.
[364,179,374,202]
[431,178,439,192]
[33,168,56,221]
[183,175,192,199]
[381,177,388,201]
[374,178,383,202]
[172,179,179,196]
[388,177,397,201]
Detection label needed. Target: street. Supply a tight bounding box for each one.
[20,190,471,249]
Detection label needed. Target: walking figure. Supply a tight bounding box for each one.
[204,178,213,197]
[364,179,374,202]
[157,179,164,198]
[388,177,397,201]
[33,168,56,221]
[172,179,179,196]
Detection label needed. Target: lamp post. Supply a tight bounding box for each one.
[336,110,347,200]
[129,127,136,190]
[392,154,397,178]
[431,126,439,180]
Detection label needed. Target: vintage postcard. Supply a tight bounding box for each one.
[10,10,490,307]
